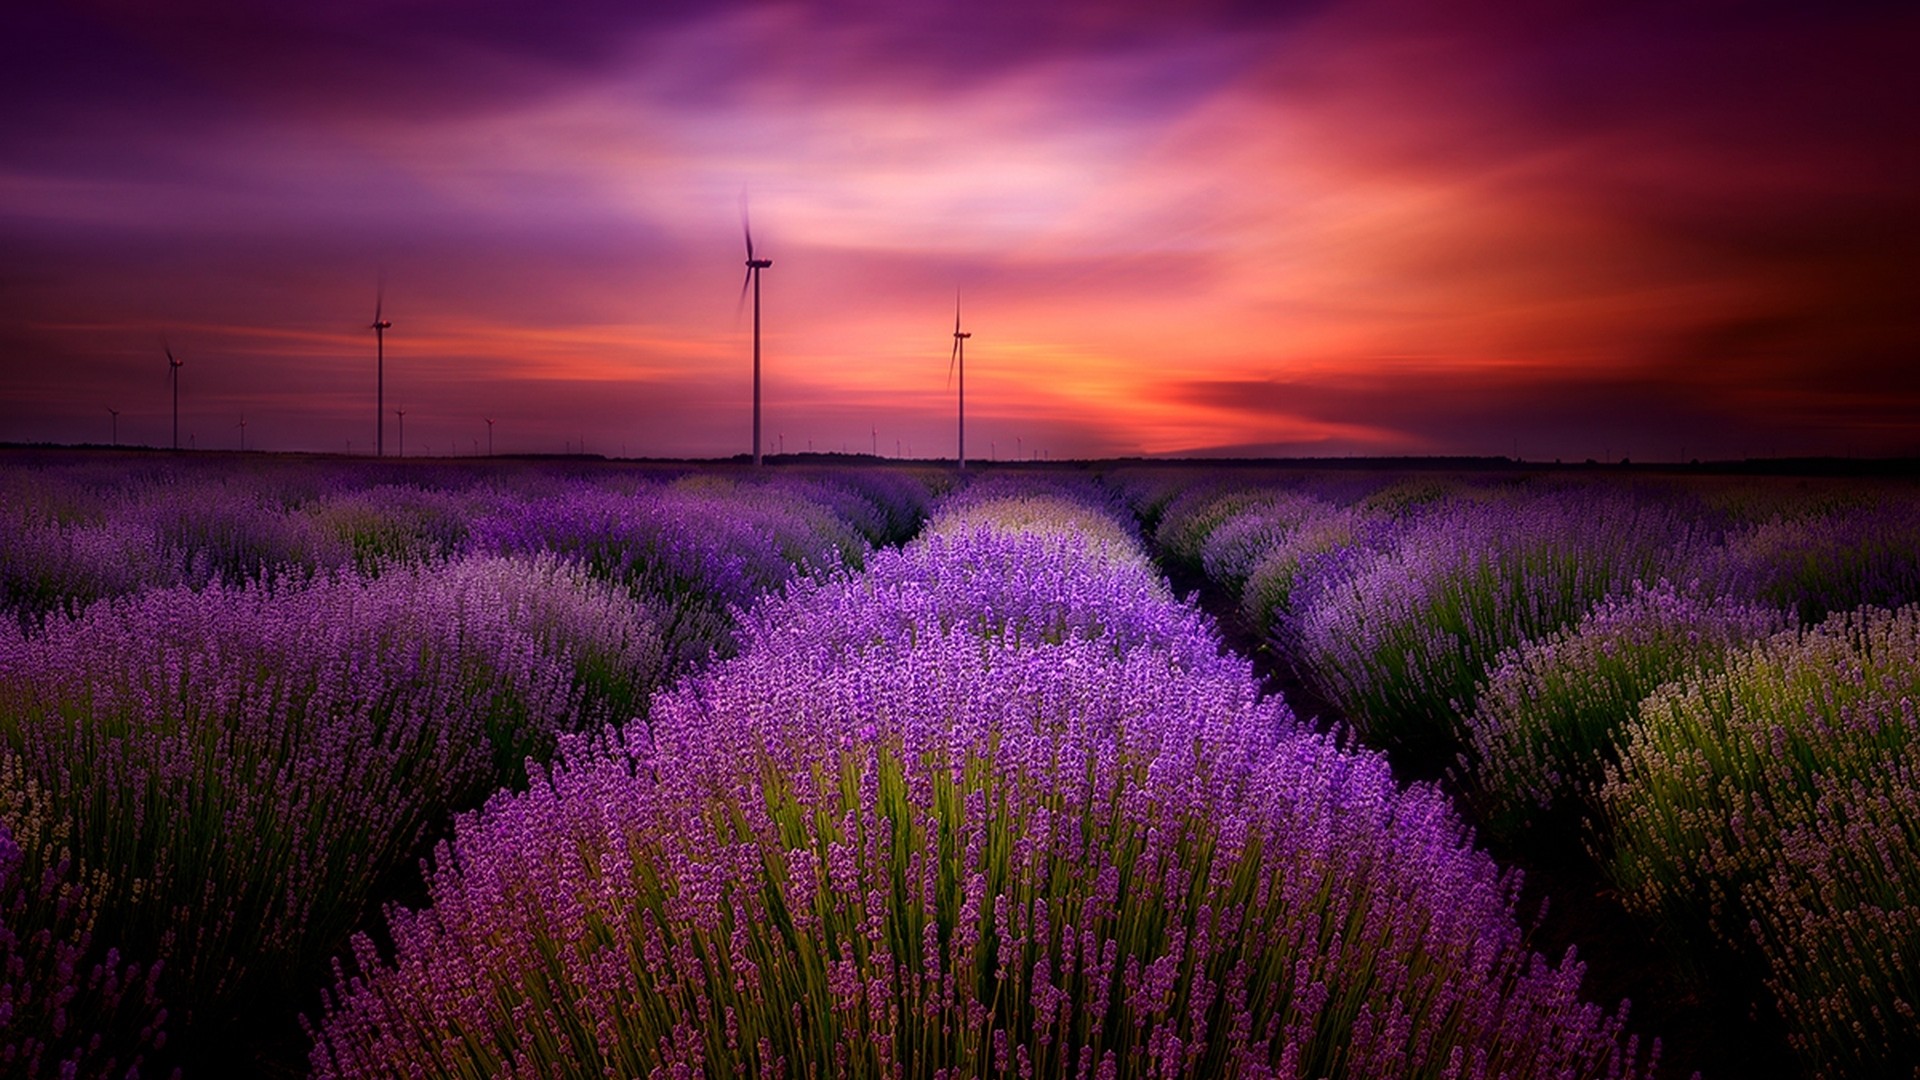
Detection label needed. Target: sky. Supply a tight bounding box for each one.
[2,0,1915,461]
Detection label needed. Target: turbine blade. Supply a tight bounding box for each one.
[955,288,962,334]
[736,267,753,319]
[947,340,958,391]
[740,192,755,259]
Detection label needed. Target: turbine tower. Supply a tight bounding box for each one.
[372,283,392,457]
[485,416,495,457]
[949,289,972,470]
[166,343,184,450]
[739,198,773,467]
[107,406,119,447]
[395,408,406,458]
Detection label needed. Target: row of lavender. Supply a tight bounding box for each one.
[310,477,1661,1078]
[0,455,938,1076]
[1118,468,1920,1077]
[0,457,931,665]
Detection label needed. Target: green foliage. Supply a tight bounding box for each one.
[1600,605,1920,1075]
[1460,586,1783,848]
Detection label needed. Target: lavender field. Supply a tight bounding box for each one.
[2,452,1916,1078]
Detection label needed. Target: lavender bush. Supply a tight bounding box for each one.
[1152,485,1273,573]
[1196,492,1335,593]
[0,460,929,634]
[741,525,1229,678]
[1747,745,1920,1077]
[1600,604,1920,1076]
[312,493,1658,1079]
[0,467,462,621]
[0,514,177,626]
[1351,475,1468,518]
[129,476,341,586]
[1238,505,1391,640]
[471,477,884,669]
[1458,583,1785,846]
[0,818,172,1080]
[303,483,494,574]
[0,554,658,1040]
[934,473,1138,542]
[1719,497,1920,623]
[1286,489,1717,760]
[772,468,941,547]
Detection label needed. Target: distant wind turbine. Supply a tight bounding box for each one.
[739,196,773,467]
[949,289,973,470]
[107,406,119,447]
[166,343,184,450]
[235,414,247,452]
[484,417,495,457]
[395,408,406,459]
[372,280,392,457]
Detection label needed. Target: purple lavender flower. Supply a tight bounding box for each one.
[0,553,657,1049]
[1195,492,1335,591]
[0,819,173,1080]
[1460,581,1785,845]
[1286,487,1720,761]
[313,492,1657,1080]
[471,476,890,668]
[1719,496,1920,623]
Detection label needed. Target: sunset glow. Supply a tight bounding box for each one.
[4,2,1914,459]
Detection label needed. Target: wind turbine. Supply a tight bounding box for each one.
[107,406,119,446]
[739,197,773,467]
[166,343,184,450]
[235,414,247,452]
[949,289,972,470]
[372,282,392,457]
[395,408,406,459]
[484,416,495,457]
